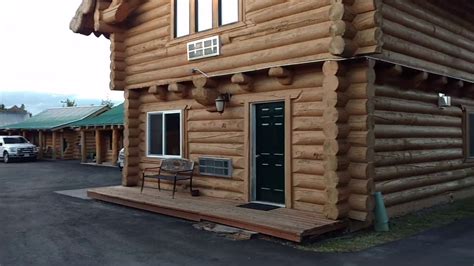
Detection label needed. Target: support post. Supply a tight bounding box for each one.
[112,128,120,166]
[38,131,44,159]
[52,131,57,160]
[80,130,87,163]
[95,129,102,164]
[60,131,65,159]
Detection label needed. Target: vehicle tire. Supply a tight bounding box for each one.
[3,152,9,164]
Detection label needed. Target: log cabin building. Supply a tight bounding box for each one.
[70,103,124,166]
[1,106,108,160]
[70,0,474,241]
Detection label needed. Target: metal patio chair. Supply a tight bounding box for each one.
[141,158,195,198]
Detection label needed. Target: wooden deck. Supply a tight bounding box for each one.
[88,186,346,242]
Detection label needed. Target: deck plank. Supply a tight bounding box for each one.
[88,186,345,242]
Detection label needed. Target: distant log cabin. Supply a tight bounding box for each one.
[70,103,124,166]
[70,0,474,238]
[1,106,108,160]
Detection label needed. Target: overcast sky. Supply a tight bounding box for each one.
[0,1,123,113]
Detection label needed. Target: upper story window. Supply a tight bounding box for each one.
[219,0,239,26]
[175,0,191,38]
[196,0,213,32]
[174,0,240,38]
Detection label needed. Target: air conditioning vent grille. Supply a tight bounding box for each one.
[187,36,220,61]
[199,157,232,178]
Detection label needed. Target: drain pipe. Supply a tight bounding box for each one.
[374,192,390,231]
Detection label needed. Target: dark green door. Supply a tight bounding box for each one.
[255,102,285,204]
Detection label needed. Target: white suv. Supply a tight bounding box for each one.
[0,135,39,163]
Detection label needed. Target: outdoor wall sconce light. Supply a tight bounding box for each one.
[215,93,232,114]
[438,93,451,109]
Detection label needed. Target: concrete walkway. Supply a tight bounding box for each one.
[0,161,472,266]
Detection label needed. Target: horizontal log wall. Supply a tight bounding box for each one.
[53,132,61,159]
[374,74,474,217]
[44,133,52,147]
[320,59,376,222]
[120,0,334,89]
[43,133,53,159]
[123,89,141,186]
[101,130,114,163]
[291,69,326,213]
[134,65,331,214]
[329,0,382,57]
[73,132,82,160]
[345,60,376,223]
[110,33,126,90]
[62,130,80,160]
[379,0,474,81]
[111,0,381,90]
[85,131,96,157]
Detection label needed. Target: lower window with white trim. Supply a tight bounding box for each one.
[147,110,182,157]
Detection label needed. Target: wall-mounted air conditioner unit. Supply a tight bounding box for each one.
[187,36,220,61]
[198,157,232,178]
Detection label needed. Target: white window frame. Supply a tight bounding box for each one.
[146,110,183,158]
[172,0,242,39]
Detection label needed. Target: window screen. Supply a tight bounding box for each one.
[148,113,163,155]
[165,113,181,156]
[175,0,190,37]
[196,0,213,32]
[219,0,239,26]
[174,0,240,37]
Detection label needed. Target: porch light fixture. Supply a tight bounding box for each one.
[215,93,232,114]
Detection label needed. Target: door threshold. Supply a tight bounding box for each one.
[251,201,285,208]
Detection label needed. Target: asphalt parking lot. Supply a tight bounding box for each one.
[0,160,473,266]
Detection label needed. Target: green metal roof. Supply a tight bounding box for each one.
[1,106,108,130]
[69,103,124,128]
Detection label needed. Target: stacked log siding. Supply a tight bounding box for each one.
[374,81,474,217]
[70,0,474,229]
[84,131,96,157]
[132,64,340,214]
[123,89,141,186]
[379,0,474,81]
[121,0,330,89]
[113,0,383,91]
[344,61,376,222]
[62,131,80,160]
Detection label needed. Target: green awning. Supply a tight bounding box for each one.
[69,103,124,128]
[1,105,108,130]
